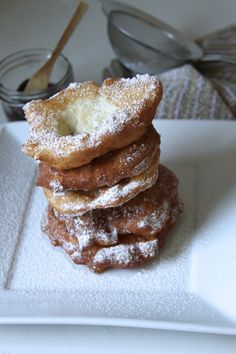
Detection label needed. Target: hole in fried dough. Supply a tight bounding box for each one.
[57,98,118,136]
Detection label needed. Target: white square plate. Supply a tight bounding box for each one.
[0,120,236,335]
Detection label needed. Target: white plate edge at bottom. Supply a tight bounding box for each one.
[0,316,235,335]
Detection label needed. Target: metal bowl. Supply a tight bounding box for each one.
[101,0,203,74]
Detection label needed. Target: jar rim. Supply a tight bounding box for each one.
[0,48,73,100]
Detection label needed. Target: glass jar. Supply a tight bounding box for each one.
[0,48,74,121]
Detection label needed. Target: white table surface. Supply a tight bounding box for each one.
[1,0,236,352]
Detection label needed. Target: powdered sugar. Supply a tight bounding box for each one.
[46,163,181,268]
[45,157,158,215]
[137,200,170,231]
[0,127,36,288]
[64,213,119,251]
[67,82,81,90]
[0,155,208,328]
[3,121,235,328]
[93,240,158,267]
[6,164,193,293]
[49,179,63,192]
[22,74,161,166]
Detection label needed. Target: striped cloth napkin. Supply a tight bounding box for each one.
[157,64,234,119]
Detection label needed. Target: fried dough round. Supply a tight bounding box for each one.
[43,154,159,215]
[36,125,160,192]
[42,165,182,272]
[56,164,181,249]
[42,207,159,273]
[22,75,162,169]
[108,164,181,239]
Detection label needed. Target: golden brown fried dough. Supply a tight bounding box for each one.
[36,125,160,192]
[57,164,181,249]
[42,207,159,273]
[43,154,159,215]
[23,75,162,169]
[42,165,182,273]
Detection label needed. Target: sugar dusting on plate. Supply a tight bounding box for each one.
[8,165,195,295]
[0,128,36,288]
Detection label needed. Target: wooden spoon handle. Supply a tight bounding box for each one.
[24,1,88,93]
[48,1,88,66]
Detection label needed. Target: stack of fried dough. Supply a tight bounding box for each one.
[23,74,182,273]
